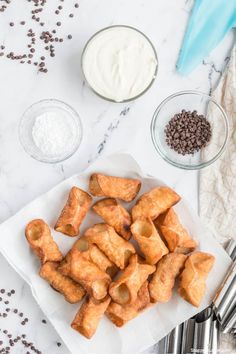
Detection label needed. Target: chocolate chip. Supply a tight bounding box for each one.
[165,109,212,155]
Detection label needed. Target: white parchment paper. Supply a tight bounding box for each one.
[0,153,232,354]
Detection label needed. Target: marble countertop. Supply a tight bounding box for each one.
[0,0,234,353]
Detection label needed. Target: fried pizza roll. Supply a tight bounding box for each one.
[131,186,181,221]
[93,198,132,240]
[149,253,186,303]
[155,208,197,254]
[25,219,63,264]
[85,223,136,269]
[109,254,155,305]
[71,295,111,339]
[54,187,92,237]
[58,236,118,278]
[178,252,215,307]
[89,173,141,202]
[69,248,111,300]
[106,281,150,327]
[131,218,169,265]
[39,261,85,304]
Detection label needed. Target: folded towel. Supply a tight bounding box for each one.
[200,44,236,352]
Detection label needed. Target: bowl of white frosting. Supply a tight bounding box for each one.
[19,99,83,163]
[81,25,158,102]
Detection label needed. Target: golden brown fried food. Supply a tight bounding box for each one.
[58,236,118,278]
[109,254,155,305]
[85,224,136,269]
[39,261,85,303]
[93,198,132,240]
[55,187,92,237]
[131,186,181,221]
[178,252,215,307]
[71,296,111,339]
[69,248,111,300]
[155,208,197,253]
[106,281,151,327]
[89,173,141,202]
[149,253,186,303]
[25,219,63,264]
[131,217,169,265]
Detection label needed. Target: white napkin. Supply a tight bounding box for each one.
[200,44,236,352]
[0,153,231,354]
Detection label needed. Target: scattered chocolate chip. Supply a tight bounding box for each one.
[0,1,78,73]
[42,319,47,324]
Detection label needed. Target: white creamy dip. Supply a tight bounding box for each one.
[82,26,158,102]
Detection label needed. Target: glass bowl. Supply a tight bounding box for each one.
[81,25,158,103]
[19,99,83,163]
[150,91,229,170]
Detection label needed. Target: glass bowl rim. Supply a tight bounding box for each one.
[150,90,230,170]
[19,98,83,164]
[81,24,158,103]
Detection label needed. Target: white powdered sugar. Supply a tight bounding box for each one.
[32,111,75,157]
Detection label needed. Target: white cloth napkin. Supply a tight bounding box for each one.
[200,44,236,352]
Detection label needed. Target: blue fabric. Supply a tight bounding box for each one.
[177,0,236,75]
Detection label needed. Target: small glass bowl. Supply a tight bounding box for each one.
[81,25,158,103]
[19,99,83,163]
[150,91,229,170]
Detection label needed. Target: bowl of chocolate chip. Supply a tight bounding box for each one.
[151,91,230,170]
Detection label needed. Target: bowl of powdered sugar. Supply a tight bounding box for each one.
[19,99,83,163]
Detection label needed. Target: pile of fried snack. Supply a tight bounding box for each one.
[25,173,215,339]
